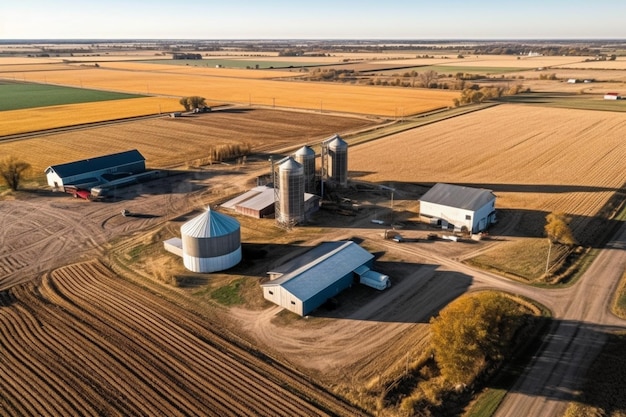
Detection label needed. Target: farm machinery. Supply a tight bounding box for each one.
[63,185,96,201]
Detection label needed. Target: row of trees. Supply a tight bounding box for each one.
[453,83,526,106]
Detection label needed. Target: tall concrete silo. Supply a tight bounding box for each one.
[323,134,348,187]
[275,157,305,225]
[181,207,242,273]
[294,145,316,194]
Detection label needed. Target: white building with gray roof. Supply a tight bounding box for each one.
[419,183,496,234]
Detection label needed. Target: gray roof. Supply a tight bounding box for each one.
[262,241,373,301]
[221,186,317,212]
[45,149,145,178]
[181,207,240,238]
[420,183,495,211]
[294,145,315,157]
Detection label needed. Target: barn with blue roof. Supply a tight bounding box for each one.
[44,149,146,190]
[262,241,385,316]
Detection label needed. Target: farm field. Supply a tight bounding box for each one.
[0,260,364,416]
[0,97,183,136]
[0,108,379,177]
[91,60,303,78]
[0,80,144,111]
[0,61,459,124]
[349,104,626,246]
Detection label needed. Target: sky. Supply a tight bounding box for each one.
[2,0,626,40]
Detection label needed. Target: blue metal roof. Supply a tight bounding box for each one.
[263,241,373,302]
[45,149,145,179]
[420,183,495,212]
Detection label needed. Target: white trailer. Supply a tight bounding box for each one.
[354,265,391,290]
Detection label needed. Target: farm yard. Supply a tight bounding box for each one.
[1,41,626,417]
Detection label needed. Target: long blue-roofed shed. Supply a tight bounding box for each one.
[44,149,145,190]
[261,241,375,316]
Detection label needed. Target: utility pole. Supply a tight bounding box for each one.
[545,238,552,277]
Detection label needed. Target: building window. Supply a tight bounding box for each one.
[268,291,273,295]
[465,215,471,220]
[290,301,296,305]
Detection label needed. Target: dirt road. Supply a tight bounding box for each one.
[493,223,626,417]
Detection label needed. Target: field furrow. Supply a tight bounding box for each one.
[0,260,358,416]
[53,262,331,416]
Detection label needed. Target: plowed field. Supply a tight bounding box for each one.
[0,260,365,416]
[0,108,378,176]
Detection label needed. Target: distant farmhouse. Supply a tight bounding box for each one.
[419,183,496,234]
[45,149,146,190]
[262,241,389,316]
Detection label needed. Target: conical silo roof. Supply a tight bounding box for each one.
[278,157,303,173]
[181,207,240,238]
[295,145,315,157]
[328,134,347,150]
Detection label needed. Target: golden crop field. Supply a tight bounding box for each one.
[0,63,458,122]
[0,57,67,65]
[0,97,182,136]
[349,104,626,241]
[0,63,83,74]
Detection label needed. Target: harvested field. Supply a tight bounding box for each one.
[0,64,458,121]
[0,260,365,416]
[0,108,379,176]
[0,97,182,136]
[349,104,626,244]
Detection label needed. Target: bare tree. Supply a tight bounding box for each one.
[418,70,439,88]
[0,156,31,191]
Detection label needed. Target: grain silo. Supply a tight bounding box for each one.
[181,207,242,273]
[323,134,348,187]
[275,157,305,225]
[294,145,316,194]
